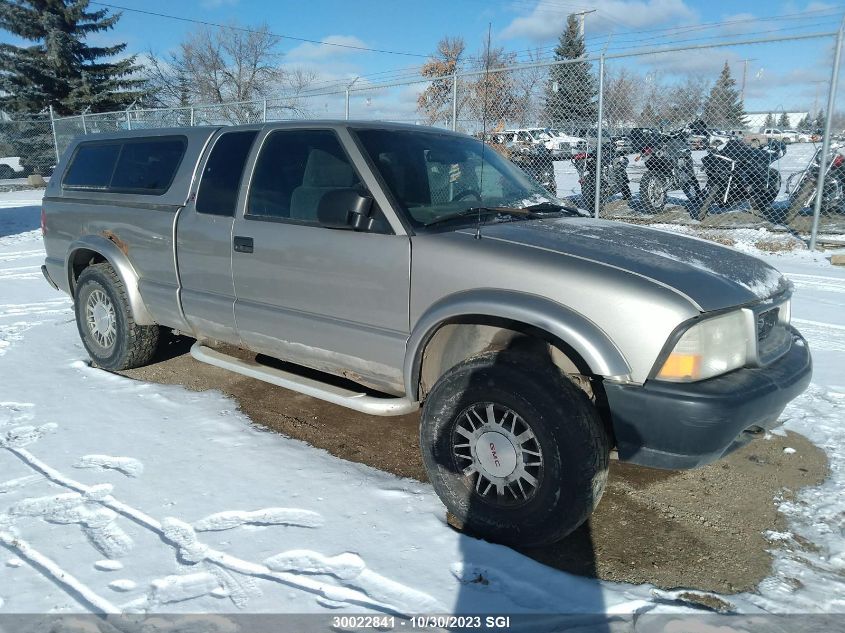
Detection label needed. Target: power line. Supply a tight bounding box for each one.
[89,1,429,58]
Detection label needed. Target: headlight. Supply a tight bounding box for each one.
[656,310,749,382]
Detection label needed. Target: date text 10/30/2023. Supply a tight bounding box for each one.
[331,616,512,629]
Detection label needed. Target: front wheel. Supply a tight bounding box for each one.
[639,171,668,214]
[693,186,718,221]
[74,263,160,371]
[420,352,610,547]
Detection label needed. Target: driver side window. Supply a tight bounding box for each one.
[247,129,389,233]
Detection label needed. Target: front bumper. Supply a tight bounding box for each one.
[603,330,812,470]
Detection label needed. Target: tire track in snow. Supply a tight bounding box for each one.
[792,318,845,353]
[0,264,41,280]
[0,249,43,263]
[0,298,71,319]
[787,273,845,295]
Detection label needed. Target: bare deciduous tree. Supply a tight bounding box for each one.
[512,48,548,127]
[603,67,641,132]
[144,22,316,122]
[417,36,466,126]
[465,41,521,132]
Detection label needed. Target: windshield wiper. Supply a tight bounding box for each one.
[423,206,538,228]
[521,201,583,216]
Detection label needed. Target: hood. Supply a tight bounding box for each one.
[463,217,788,312]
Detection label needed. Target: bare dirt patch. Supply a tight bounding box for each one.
[121,339,828,594]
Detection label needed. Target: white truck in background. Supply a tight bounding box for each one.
[0,156,25,180]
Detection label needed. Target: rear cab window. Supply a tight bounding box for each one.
[62,136,187,195]
[196,130,258,216]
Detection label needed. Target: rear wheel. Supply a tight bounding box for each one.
[74,263,160,371]
[420,352,610,547]
[0,165,14,179]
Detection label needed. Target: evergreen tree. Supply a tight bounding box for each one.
[702,61,746,129]
[0,0,145,115]
[763,112,775,128]
[797,113,810,129]
[0,0,145,173]
[544,15,596,131]
[778,111,790,128]
[813,109,826,130]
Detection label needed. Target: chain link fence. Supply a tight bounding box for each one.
[6,28,843,246]
[0,115,56,180]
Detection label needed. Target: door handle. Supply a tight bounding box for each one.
[233,236,253,253]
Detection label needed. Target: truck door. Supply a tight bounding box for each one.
[176,129,258,344]
[230,127,410,395]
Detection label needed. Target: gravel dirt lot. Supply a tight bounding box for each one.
[121,337,828,595]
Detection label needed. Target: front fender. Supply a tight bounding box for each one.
[404,289,631,400]
[66,235,155,326]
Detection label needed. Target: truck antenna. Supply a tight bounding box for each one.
[475,23,492,240]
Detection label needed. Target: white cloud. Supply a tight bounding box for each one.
[501,0,697,42]
[286,35,370,61]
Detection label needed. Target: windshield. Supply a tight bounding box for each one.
[354,128,559,228]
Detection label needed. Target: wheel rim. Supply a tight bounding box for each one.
[647,176,666,208]
[452,402,543,506]
[85,288,117,349]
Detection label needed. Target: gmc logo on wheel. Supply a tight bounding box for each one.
[489,442,501,468]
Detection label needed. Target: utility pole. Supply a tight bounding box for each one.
[739,58,757,103]
[569,9,596,39]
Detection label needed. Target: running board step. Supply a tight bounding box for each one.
[190,343,419,417]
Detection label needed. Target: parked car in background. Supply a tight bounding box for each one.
[42,121,811,548]
[781,129,802,143]
[0,156,25,179]
[745,128,794,147]
[499,128,569,159]
[547,128,587,155]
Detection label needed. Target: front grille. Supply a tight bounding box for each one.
[756,306,790,364]
[757,308,778,341]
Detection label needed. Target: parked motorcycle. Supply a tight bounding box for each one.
[637,128,702,214]
[695,138,786,221]
[769,144,845,224]
[509,143,557,196]
[572,141,631,207]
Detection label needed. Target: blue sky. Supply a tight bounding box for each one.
[2,0,843,115]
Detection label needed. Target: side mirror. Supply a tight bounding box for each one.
[317,188,374,231]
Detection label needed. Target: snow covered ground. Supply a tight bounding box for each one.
[0,189,844,620]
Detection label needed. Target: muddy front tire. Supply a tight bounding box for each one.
[74,263,160,371]
[419,352,610,547]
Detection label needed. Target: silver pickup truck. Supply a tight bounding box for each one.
[41,121,811,547]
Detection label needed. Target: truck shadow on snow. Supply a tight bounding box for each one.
[0,202,41,238]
